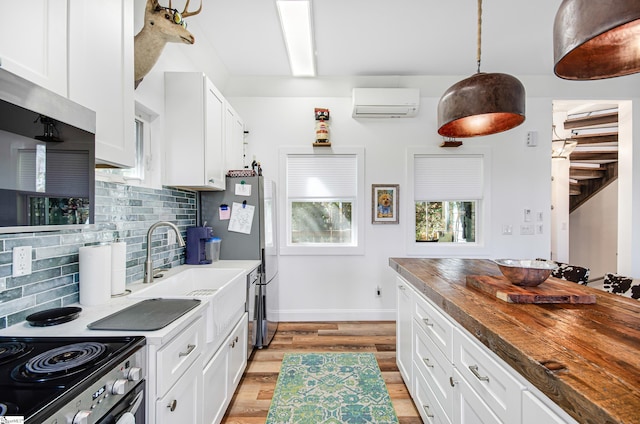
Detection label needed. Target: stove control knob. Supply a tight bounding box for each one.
[111,379,128,395]
[72,410,91,424]
[126,367,142,381]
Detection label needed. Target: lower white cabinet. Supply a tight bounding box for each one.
[396,278,413,387]
[156,358,203,424]
[395,274,578,424]
[202,313,248,424]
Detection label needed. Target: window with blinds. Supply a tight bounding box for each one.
[413,154,484,244]
[281,148,364,254]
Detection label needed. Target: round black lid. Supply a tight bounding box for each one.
[26,306,82,327]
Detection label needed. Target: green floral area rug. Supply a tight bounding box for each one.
[266,352,399,424]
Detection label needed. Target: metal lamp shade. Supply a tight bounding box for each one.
[437,72,526,138]
[554,0,640,80]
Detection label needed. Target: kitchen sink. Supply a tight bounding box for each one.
[129,267,248,356]
[130,267,245,299]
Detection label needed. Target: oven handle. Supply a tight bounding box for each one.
[128,391,144,416]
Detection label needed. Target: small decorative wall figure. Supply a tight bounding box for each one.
[314,108,330,146]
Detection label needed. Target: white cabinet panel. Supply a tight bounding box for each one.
[415,366,452,424]
[454,328,525,424]
[452,369,501,424]
[522,391,576,424]
[156,358,202,424]
[414,290,454,358]
[68,0,135,167]
[0,0,67,96]
[164,72,228,190]
[396,277,413,388]
[225,102,245,172]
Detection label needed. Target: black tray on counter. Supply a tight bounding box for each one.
[87,298,201,331]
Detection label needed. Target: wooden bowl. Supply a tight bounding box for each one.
[493,259,557,287]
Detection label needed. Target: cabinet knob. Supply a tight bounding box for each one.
[422,357,434,368]
[469,364,490,382]
[167,399,178,412]
[179,344,196,357]
[422,318,434,327]
[208,178,215,184]
[422,405,435,418]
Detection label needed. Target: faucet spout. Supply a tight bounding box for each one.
[144,221,186,284]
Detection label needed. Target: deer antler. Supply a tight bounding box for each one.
[181,0,202,18]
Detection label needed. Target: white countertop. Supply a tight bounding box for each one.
[0,260,260,345]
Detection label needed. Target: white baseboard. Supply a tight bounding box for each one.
[274,309,396,322]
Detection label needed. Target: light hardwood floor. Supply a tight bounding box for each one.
[220,321,422,424]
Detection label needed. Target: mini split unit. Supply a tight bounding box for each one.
[352,88,420,118]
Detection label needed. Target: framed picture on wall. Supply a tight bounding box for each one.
[372,184,399,224]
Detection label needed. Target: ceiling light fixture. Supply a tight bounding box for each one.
[552,125,578,159]
[276,0,316,77]
[437,0,525,138]
[554,0,640,80]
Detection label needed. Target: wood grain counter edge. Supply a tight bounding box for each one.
[389,257,640,424]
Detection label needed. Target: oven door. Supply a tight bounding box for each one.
[96,380,145,424]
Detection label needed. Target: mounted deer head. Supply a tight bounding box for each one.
[134,0,202,88]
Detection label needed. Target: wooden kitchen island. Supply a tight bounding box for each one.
[390,258,640,424]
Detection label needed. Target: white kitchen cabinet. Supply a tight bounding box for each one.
[68,0,135,168]
[0,0,67,96]
[396,277,413,389]
[164,72,227,190]
[394,274,578,424]
[225,102,245,172]
[156,357,203,424]
[202,313,248,424]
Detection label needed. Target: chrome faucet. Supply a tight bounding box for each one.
[144,221,186,284]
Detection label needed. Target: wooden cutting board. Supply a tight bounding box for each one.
[466,275,596,304]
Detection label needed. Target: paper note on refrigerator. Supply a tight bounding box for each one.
[228,202,255,234]
[235,183,252,196]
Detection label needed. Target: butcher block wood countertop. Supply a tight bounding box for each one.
[389,258,640,424]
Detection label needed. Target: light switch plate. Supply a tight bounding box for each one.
[12,246,32,277]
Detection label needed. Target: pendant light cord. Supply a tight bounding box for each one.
[477,0,482,74]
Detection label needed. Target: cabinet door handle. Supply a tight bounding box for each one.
[208,178,215,184]
[422,404,434,418]
[178,344,196,357]
[230,340,236,348]
[422,318,434,327]
[399,285,406,291]
[167,399,177,412]
[469,365,490,382]
[449,376,458,387]
[422,357,434,368]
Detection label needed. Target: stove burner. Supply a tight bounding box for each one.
[12,342,109,382]
[0,342,32,365]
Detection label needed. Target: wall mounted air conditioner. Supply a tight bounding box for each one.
[352,88,420,118]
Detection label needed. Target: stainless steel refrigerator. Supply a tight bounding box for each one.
[200,176,279,350]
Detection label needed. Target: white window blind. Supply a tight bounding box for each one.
[414,155,483,201]
[287,154,357,198]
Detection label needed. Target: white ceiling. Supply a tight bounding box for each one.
[188,0,562,78]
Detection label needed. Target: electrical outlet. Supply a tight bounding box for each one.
[167,231,176,245]
[12,246,32,277]
[520,224,535,235]
[526,131,538,147]
[502,225,513,235]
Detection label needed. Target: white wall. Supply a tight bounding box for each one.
[228,95,554,320]
[569,181,618,280]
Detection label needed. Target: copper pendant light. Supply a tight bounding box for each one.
[437,0,525,138]
[554,0,640,80]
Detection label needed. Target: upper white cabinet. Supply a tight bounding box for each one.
[164,72,226,190]
[224,102,245,172]
[68,0,136,168]
[0,0,68,96]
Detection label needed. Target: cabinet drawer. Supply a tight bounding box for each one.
[453,328,524,423]
[414,324,454,417]
[414,293,454,359]
[156,316,204,396]
[156,357,202,424]
[414,365,452,424]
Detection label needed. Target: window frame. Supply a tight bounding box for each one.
[406,146,492,256]
[279,146,365,256]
